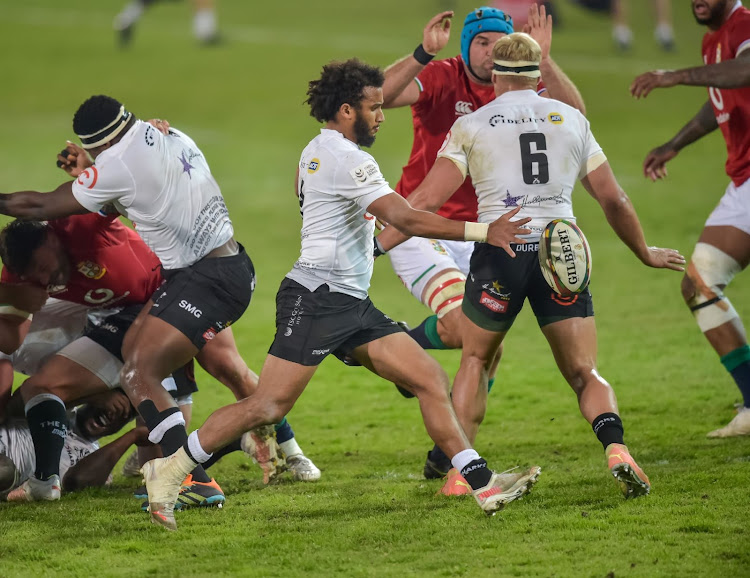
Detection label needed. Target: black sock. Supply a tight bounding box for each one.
[408,316,448,350]
[201,439,242,470]
[26,395,68,481]
[592,412,625,450]
[460,459,492,490]
[138,401,211,483]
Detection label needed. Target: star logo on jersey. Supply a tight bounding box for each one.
[503,191,523,207]
[179,150,194,178]
[77,261,107,279]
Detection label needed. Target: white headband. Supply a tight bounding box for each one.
[78,105,132,149]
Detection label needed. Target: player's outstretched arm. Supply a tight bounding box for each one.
[375,157,464,252]
[642,101,717,181]
[0,181,89,220]
[525,3,586,114]
[631,51,750,98]
[382,10,453,109]
[581,161,685,271]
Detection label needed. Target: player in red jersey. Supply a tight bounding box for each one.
[631,0,750,437]
[375,4,585,480]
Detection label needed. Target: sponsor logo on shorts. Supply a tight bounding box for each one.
[285,295,303,336]
[202,327,217,341]
[480,291,507,313]
[514,243,539,253]
[77,261,107,279]
[481,280,510,298]
[284,327,293,337]
[100,323,119,334]
[311,349,330,356]
[550,292,579,306]
[179,300,202,318]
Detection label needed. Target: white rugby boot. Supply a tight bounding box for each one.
[6,475,61,502]
[707,407,750,438]
[285,454,321,482]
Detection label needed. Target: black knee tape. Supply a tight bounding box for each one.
[137,400,179,432]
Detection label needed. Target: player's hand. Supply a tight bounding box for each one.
[643,143,678,181]
[56,141,92,178]
[147,118,171,135]
[641,246,686,271]
[422,10,453,55]
[630,70,680,99]
[487,206,532,258]
[525,3,552,60]
[0,283,48,313]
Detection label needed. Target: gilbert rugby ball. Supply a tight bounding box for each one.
[538,219,592,296]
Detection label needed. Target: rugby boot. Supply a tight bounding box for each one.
[472,466,542,515]
[285,454,321,482]
[606,443,650,499]
[122,451,141,478]
[707,407,750,438]
[437,468,472,496]
[423,448,451,480]
[6,474,61,502]
[142,456,187,531]
[241,426,285,484]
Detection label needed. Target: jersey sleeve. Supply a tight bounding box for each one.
[730,12,750,56]
[436,118,470,178]
[71,159,134,213]
[414,60,451,110]
[337,151,393,210]
[578,118,607,180]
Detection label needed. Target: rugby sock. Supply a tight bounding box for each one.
[408,316,448,350]
[202,439,242,470]
[592,412,625,450]
[185,430,213,464]
[720,345,750,408]
[139,402,212,483]
[487,377,495,393]
[452,449,492,490]
[25,394,68,481]
[274,417,294,444]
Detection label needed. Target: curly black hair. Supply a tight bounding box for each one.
[0,220,50,276]
[306,59,385,123]
[73,95,124,136]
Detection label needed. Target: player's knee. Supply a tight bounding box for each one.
[685,243,742,332]
[437,310,463,349]
[561,363,597,395]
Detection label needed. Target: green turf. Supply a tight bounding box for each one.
[1,0,749,576]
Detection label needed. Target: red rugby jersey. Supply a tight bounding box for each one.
[702,4,750,186]
[1,213,162,308]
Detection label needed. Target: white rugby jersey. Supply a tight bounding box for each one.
[0,414,98,489]
[72,120,233,270]
[288,129,392,299]
[438,90,605,240]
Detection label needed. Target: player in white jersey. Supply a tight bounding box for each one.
[0,96,260,502]
[137,58,542,531]
[378,33,685,498]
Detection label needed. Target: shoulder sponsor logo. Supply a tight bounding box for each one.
[548,113,563,124]
[455,101,474,116]
[349,160,379,187]
[144,125,155,147]
[479,291,507,313]
[179,299,202,318]
[307,158,320,174]
[76,166,99,189]
[77,261,107,279]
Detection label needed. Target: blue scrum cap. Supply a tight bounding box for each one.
[460,7,514,69]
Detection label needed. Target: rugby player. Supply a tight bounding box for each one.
[383,33,685,498]
[376,4,585,477]
[630,0,750,437]
[139,58,542,530]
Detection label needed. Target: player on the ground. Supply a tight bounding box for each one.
[630,0,750,437]
[382,33,685,497]
[139,58,542,530]
[375,4,585,478]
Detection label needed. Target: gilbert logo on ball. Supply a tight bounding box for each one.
[538,219,592,296]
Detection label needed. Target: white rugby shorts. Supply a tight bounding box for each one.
[705,178,750,235]
[388,237,474,303]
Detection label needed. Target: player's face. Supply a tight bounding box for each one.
[353,86,385,148]
[24,234,71,288]
[469,32,506,82]
[77,390,135,440]
[692,0,730,26]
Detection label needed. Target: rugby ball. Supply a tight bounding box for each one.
[538,219,592,296]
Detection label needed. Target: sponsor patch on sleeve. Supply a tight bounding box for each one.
[76,166,99,190]
[349,160,380,187]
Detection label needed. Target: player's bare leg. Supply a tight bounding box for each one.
[542,317,649,498]
[196,327,320,481]
[682,225,750,438]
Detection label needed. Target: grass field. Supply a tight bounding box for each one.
[1,0,749,576]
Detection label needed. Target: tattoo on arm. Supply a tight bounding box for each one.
[678,51,750,89]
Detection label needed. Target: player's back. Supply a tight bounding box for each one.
[444,90,599,239]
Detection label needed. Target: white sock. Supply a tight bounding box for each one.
[655,23,674,43]
[115,1,144,29]
[279,438,303,458]
[613,25,633,45]
[193,9,217,41]
[451,449,481,473]
[187,430,213,463]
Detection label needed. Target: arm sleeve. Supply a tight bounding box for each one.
[578,119,607,180]
[70,159,134,213]
[436,118,470,179]
[337,152,393,210]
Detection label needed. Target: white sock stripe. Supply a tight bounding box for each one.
[187,430,213,463]
[24,393,65,414]
[451,448,481,473]
[147,412,186,444]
